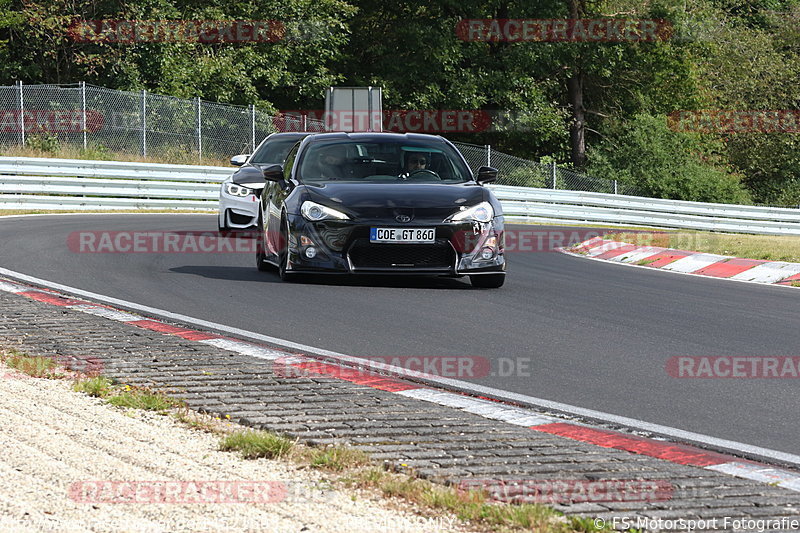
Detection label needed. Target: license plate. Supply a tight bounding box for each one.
[370,227,435,243]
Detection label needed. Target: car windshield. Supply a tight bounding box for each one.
[249,138,303,165]
[298,140,471,184]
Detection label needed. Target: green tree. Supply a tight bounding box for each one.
[588,113,751,203]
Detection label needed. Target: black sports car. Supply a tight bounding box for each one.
[251,132,506,288]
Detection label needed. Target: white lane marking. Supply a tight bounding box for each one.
[660,253,732,273]
[730,262,800,283]
[2,266,800,467]
[199,338,287,360]
[397,388,554,427]
[66,304,142,322]
[707,462,800,491]
[0,280,26,293]
[585,241,628,257]
[611,247,667,264]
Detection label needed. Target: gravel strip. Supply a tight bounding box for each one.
[3,289,800,528]
[0,370,468,533]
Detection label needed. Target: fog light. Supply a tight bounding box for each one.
[304,247,317,259]
[480,247,494,260]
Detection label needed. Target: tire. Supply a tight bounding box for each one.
[469,274,505,288]
[255,213,272,272]
[256,240,271,272]
[278,216,295,282]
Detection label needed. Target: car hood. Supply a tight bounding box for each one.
[301,182,488,221]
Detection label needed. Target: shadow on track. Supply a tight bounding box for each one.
[170,265,475,289]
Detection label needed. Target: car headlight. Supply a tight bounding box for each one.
[447,201,494,223]
[301,201,350,221]
[225,183,252,197]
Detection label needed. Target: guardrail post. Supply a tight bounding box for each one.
[17,81,24,146]
[196,97,202,159]
[141,90,147,157]
[81,81,87,149]
[551,161,557,189]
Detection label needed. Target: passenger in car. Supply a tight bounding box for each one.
[313,145,350,179]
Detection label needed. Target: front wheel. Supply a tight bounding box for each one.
[278,217,296,282]
[256,239,272,272]
[470,274,505,288]
[255,213,272,272]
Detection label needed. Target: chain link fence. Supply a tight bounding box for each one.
[0,82,327,161]
[2,82,634,194]
[452,141,643,196]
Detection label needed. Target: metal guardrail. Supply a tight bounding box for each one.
[2,157,800,235]
[0,156,230,210]
[491,185,800,235]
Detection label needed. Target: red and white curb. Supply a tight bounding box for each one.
[2,276,800,494]
[568,237,800,286]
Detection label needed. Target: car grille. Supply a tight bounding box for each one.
[348,240,454,269]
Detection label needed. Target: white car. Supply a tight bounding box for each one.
[218,132,307,231]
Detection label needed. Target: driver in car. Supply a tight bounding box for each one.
[400,152,431,179]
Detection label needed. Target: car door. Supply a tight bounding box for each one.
[265,142,300,257]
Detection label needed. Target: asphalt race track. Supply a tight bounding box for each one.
[2,214,799,456]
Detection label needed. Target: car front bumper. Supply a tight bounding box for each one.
[219,184,260,229]
[283,214,506,275]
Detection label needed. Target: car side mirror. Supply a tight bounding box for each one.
[476,166,498,184]
[230,154,249,166]
[263,164,284,182]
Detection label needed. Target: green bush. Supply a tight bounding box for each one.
[25,132,60,153]
[500,165,548,188]
[79,143,111,160]
[588,114,751,204]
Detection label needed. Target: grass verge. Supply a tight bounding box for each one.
[71,375,181,413]
[217,428,606,532]
[219,430,295,460]
[2,144,230,167]
[5,348,610,532]
[1,349,64,378]
[601,231,800,263]
[341,468,606,532]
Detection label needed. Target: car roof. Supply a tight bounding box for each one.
[266,132,309,140]
[302,132,446,143]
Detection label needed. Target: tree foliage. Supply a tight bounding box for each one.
[1,0,799,203]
